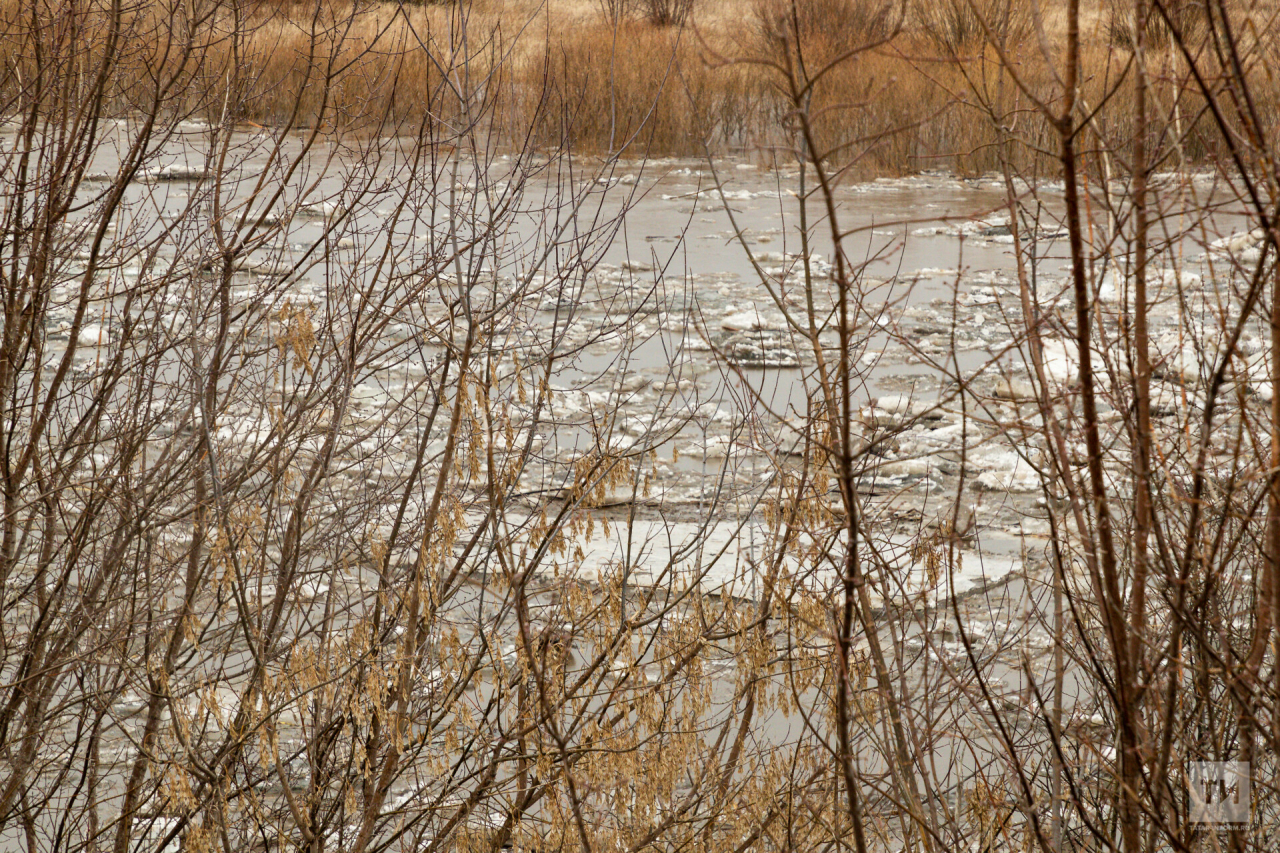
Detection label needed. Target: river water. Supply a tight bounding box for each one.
[5,117,1266,850]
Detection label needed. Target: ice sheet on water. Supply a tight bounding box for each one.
[911,215,1010,239]
[505,515,1020,606]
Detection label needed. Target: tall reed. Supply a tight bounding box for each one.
[0,0,1274,175]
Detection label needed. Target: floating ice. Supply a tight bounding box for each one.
[295,200,338,220]
[77,324,109,346]
[720,304,783,332]
[970,449,1042,493]
[139,163,209,182]
[1210,227,1265,255]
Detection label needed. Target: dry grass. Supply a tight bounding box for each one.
[201,3,499,129]
[0,0,490,130]
[0,0,1277,173]
[508,0,1280,175]
[518,23,771,156]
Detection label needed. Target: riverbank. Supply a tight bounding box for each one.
[3,0,1271,176]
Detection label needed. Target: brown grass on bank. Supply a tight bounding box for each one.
[517,23,773,157]
[0,0,489,131]
[0,0,1277,175]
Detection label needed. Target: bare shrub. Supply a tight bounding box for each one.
[918,0,1032,52]
[697,0,1280,846]
[1108,0,1209,47]
[753,0,899,57]
[0,1,757,851]
[641,0,697,26]
[596,0,638,24]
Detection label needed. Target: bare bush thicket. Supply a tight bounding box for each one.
[918,0,1032,52]
[704,0,1280,848]
[752,0,899,59]
[1107,0,1210,48]
[0,0,759,850]
[638,0,696,27]
[596,0,637,25]
[4,0,1280,850]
